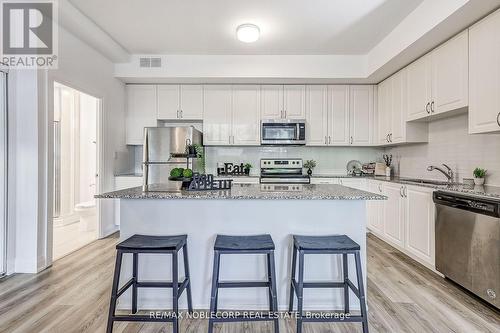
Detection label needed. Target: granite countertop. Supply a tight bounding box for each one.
[96,183,387,200]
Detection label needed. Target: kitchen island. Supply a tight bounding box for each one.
[97,184,385,312]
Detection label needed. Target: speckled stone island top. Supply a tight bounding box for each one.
[95,183,387,200]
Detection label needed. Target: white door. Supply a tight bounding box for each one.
[383,183,405,249]
[157,85,180,120]
[328,85,350,145]
[232,85,261,145]
[367,181,384,235]
[431,30,469,115]
[405,186,435,267]
[349,85,374,146]
[305,85,328,146]
[283,85,306,119]
[469,9,500,134]
[126,85,157,145]
[261,85,283,119]
[406,55,432,121]
[0,71,6,275]
[391,70,407,143]
[203,85,232,145]
[377,79,391,144]
[179,85,203,120]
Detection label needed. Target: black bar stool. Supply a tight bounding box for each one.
[288,235,368,333]
[208,234,279,333]
[106,234,193,333]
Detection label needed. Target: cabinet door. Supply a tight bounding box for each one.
[305,85,328,146]
[261,85,283,119]
[377,79,391,144]
[367,181,384,235]
[405,186,435,266]
[284,85,306,119]
[383,183,405,249]
[407,55,432,121]
[203,85,232,145]
[469,10,500,134]
[432,30,469,115]
[179,85,203,120]
[339,178,367,191]
[232,85,261,145]
[391,70,407,143]
[328,85,350,145]
[349,85,374,146]
[157,85,180,120]
[126,85,157,145]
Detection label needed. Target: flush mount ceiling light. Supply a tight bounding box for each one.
[236,23,260,43]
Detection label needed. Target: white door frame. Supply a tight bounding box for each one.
[46,79,104,267]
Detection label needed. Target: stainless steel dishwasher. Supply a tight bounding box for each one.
[434,191,499,308]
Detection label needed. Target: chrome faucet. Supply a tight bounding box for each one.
[427,164,454,183]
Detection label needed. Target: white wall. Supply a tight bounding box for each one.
[386,113,500,186]
[8,25,127,273]
[205,146,383,176]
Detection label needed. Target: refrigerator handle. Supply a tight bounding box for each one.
[142,128,149,191]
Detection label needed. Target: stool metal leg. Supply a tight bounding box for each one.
[268,250,279,333]
[342,253,349,314]
[288,244,297,314]
[172,251,179,333]
[208,250,221,333]
[354,251,369,333]
[183,243,193,314]
[106,250,123,333]
[132,253,138,314]
[296,250,305,333]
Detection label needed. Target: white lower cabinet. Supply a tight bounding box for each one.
[309,178,367,190]
[367,181,436,269]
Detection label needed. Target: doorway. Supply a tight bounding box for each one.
[52,82,100,260]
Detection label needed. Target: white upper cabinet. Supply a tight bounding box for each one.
[261,85,284,119]
[328,85,350,145]
[431,31,468,115]
[126,85,157,145]
[283,85,306,119]
[305,85,328,146]
[203,85,232,146]
[390,69,407,143]
[179,85,204,120]
[407,55,432,121]
[232,85,261,145]
[377,79,391,144]
[157,85,203,120]
[350,85,374,145]
[469,9,500,134]
[407,30,469,121]
[157,85,179,120]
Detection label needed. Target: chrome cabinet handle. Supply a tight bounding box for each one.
[426,102,431,114]
[280,110,283,118]
[404,186,408,197]
[177,110,179,118]
[400,186,404,197]
[390,133,393,142]
[325,136,327,145]
[180,110,183,118]
[431,101,435,113]
[378,184,382,192]
[497,112,500,127]
[328,136,331,144]
[350,136,353,145]
[386,134,390,143]
[284,110,287,118]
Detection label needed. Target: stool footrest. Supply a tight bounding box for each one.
[112,315,174,323]
[292,279,345,290]
[218,281,270,288]
[136,278,188,289]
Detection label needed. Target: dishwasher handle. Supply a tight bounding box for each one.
[433,191,500,218]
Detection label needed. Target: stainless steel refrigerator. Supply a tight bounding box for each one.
[142,126,203,191]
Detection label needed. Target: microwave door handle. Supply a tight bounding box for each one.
[296,123,300,139]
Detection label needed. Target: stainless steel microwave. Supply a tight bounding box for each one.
[261,119,306,145]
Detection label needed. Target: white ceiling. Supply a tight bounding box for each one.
[68,0,424,55]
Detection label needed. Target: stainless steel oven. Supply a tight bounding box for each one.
[261,119,306,145]
[260,159,310,184]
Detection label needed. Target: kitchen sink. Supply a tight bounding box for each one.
[399,178,451,186]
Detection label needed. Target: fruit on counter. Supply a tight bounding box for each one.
[170,168,182,178]
[183,169,193,178]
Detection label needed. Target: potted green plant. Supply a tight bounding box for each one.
[303,160,317,176]
[473,167,487,185]
[244,163,252,175]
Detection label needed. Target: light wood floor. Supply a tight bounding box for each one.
[0,233,498,333]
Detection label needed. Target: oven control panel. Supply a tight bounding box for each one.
[260,159,303,169]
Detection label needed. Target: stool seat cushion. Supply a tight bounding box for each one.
[214,234,275,251]
[116,234,187,251]
[293,235,360,251]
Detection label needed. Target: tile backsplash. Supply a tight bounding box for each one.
[205,146,383,176]
[386,113,500,186]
